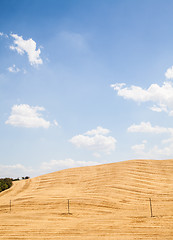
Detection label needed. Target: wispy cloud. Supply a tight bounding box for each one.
[60,31,88,51]
[53,120,59,127]
[128,121,173,134]
[0,163,34,178]
[150,104,167,113]
[0,32,8,38]
[5,104,50,128]
[0,159,101,178]
[41,158,100,172]
[8,64,20,73]
[131,140,147,154]
[10,33,43,66]
[131,140,173,159]
[129,122,173,159]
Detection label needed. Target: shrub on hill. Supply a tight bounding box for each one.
[12,178,20,181]
[22,176,30,180]
[0,178,13,192]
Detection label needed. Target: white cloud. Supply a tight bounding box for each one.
[41,158,100,171]
[165,66,173,79]
[162,137,173,144]
[129,122,173,158]
[23,69,27,74]
[10,33,43,66]
[150,104,167,113]
[0,32,8,38]
[0,164,34,178]
[53,120,59,127]
[93,152,101,158]
[85,126,110,136]
[8,64,20,73]
[128,121,173,134]
[70,127,116,155]
[70,134,116,154]
[5,104,50,128]
[111,83,150,102]
[0,159,101,178]
[60,31,87,51]
[111,81,173,116]
[131,140,147,155]
[131,140,173,159]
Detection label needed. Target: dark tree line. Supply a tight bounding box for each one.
[0,176,30,193]
[0,178,12,192]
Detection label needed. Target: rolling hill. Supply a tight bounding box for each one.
[0,159,173,239]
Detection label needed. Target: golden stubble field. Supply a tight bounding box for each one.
[0,159,173,240]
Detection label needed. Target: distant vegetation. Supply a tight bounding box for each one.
[12,178,20,181]
[22,176,30,180]
[0,178,12,192]
[12,176,30,181]
[0,176,30,193]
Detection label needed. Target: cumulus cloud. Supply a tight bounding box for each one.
[111,81,173,115]
[5,104,50,128]
[85,126,110,136]
[128,121,173,134]
[8,64,20,73]
[165,66,173,79]
[10,33,43,66]
[70,127,116,155]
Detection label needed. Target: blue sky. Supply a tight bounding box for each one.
[1,0,173,178]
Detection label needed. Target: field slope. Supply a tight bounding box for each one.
[0,159,173,240]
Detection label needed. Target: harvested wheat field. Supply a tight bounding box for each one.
[0,159,173,240]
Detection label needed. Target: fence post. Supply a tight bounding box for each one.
[10,200,11,212]
[149,198,153,217]
[68,199,70,214]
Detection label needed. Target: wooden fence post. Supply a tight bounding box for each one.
[149,198,153,217]
[68,199,70,214]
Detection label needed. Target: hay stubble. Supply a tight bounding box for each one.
[0,159,173,239]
